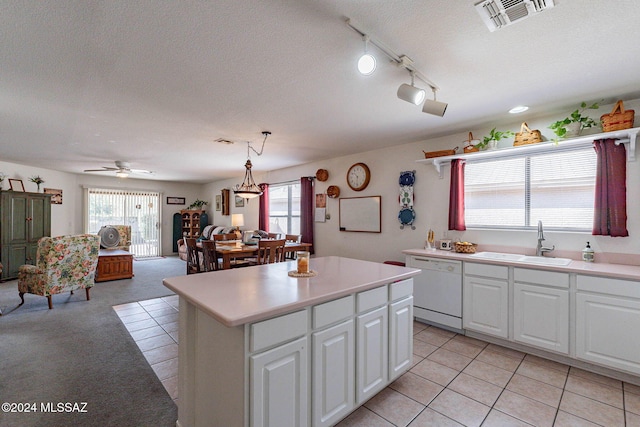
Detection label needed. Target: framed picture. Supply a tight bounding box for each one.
[166,196,186,205]
[215,195,222,211]
[9,179,25,192]
[44,188,63,204]
[235,195,245,208]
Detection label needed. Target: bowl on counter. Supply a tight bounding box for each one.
[454,242,477,253]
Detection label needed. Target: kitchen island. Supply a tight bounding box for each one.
[163,256,420,427]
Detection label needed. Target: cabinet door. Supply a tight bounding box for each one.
[463,276,509,338]
[389,296,413,381]
[28,195,50,242]
[6,194,28,243]
[356,306,388,405]
[576,293,640,375]
[250,337,308,427]
[2,244,28,279]
[312,320,354,427]
[514,283,569,354]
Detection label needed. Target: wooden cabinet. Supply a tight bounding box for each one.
[180,210,204,239]
[576,275,640,375]
[463,263,509,339]
[513,268,569,354]
[1,191,51,280]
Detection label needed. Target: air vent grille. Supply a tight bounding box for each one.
[475,0,555,31]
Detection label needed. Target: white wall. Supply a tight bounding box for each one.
[202,98,640,264]
[4,99,638,263]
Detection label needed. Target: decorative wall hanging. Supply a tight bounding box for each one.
[398,170,416,230]
[44,188,63,204]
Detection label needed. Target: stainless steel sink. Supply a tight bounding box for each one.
[469,252,572,266]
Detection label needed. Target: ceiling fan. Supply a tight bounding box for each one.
[83,160,154,178]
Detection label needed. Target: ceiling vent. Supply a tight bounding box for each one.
[475,0,555,32]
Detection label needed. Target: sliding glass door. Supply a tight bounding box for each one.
[86,188,161,258]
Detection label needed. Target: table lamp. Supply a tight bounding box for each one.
[231,213,244,239]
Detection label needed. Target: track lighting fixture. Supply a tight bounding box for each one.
[397,71,426,105]
[346,18,448,117]
[421,88,448,117]
[357,35,376,75]
[233,131,271,199]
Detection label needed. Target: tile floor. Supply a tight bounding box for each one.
[115,298,640,426]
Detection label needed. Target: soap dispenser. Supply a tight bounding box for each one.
[582,241,595,262]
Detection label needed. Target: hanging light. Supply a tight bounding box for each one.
[233,131,271,199]
[397,71,426,105]
[357,35,376,75]
[422,87,448,117]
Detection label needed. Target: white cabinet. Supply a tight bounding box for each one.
[513,268,569,354]
[356,306,388,404]
[312,295,355,427]
[576,275,640,375]
[389,296,413,380]
[250,336,309,427]
[463,263,509,339]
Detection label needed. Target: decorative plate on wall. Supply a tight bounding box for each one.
[315,169,329,181]
[327,185,340,198]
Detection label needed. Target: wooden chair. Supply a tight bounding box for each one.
[213,233,237,242]
[284,234,302,259]
[201,240,220,272]
[185,238,201,274]
[256,239,286,264]
[267,233,282,239]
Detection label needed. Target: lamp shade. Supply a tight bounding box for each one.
[422,98,448,117]
[397,84,426,105]
[231,213,244,227]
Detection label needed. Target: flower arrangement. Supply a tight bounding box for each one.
[29,175,45,191]
[188,199,208,209]
[0,172,6,189]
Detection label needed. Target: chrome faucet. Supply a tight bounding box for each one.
[536,220,555,257]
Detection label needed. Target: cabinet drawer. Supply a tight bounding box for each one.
[313,295,354,329]
[577,275,640,299]
[514,268,569,289]
[390,279,413,302]
[357,286,387,313]
[250,310,308,353]
[464,262,508,279]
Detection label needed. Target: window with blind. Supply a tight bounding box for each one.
[86,188,161,257]
[268,182,300,235]
[464,147,596,230]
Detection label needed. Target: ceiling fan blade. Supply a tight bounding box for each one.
[130,169,154,174]
[84,167,118,172]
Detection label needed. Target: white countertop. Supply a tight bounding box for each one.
[402,248,640,281]
[163,256,420,327]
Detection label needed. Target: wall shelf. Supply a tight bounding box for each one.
[417,127,639,178]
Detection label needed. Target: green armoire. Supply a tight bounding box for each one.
[1,191,51,280]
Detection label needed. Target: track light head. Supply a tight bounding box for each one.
[397,83,426,105]
[421,88,448,117]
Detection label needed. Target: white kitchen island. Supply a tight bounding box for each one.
[163,256,420,427]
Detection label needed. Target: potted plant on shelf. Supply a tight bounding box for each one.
[29,175,45,192]
[477,128,514,150]
[0,172,6,190]
[549,101,600,139]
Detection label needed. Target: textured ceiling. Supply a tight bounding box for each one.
[2,0,640,183]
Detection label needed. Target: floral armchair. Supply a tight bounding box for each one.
[18,234,100,309]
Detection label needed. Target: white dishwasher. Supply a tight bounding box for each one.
[406,255,463,332]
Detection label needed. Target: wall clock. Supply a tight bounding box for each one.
[346,162,371,191]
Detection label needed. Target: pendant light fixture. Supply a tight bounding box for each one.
[233,131,271,199]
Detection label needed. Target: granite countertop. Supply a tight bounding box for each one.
[163,256,420,327]
[402,248,640,281]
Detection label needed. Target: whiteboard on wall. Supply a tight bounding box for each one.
[339,196,381,233]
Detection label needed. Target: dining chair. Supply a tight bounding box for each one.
[256,239,286,264]
[185,238,201,274]
[267,233,282,239]
[213,233,237,241]
[201,240,220,272]
[285,234,302,259]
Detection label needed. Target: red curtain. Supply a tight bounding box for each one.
[593,139,628,237]
[300,177,315,254]
[258,183,269,232]
[448,159,466,231]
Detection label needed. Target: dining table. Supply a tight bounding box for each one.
[199,240,312,270]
